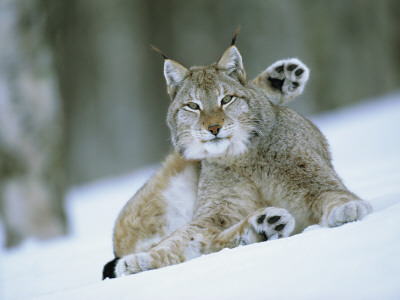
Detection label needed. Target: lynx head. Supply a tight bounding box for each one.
[162,45,269,160]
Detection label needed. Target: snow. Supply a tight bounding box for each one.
[1,92,400,300]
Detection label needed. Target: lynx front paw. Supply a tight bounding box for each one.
[267,58,309,97]
[115,252,151,277]
[254,58,309,105]
[243,207,295,244]
[326,200,372,227]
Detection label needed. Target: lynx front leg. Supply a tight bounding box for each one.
[253,58,309,105]
[114,224,217,277]
[211,207,295,252]
[115,207,295,277]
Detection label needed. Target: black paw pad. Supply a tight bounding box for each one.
[275,65,284,73]
[295,69,304,76]
[102,257,119,280]
[275,224,285,231]
[260,231,269,241]
[257,214,266,224]
[292,82,299,88]
[267,216,281,224]
[287,64,298,71]
[268,77,284,91]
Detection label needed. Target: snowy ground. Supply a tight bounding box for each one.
[1,92,400,300]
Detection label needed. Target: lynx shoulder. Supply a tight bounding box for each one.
[103,37,372,280]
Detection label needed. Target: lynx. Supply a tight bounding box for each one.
[102,34,372,279]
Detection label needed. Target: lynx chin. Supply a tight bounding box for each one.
[102,34,372,279]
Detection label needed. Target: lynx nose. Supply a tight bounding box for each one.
[208,124,221,136]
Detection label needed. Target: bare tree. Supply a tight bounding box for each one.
[0,0,66,247]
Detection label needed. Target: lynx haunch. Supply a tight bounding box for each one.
[102,35,372,279]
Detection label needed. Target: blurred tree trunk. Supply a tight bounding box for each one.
[44,0,174,185]
[0,0,66,247]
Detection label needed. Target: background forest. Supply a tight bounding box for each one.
[1,0,399,247]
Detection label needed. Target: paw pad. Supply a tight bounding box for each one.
[260,231,269,241]
[257,214,266,224]
[250,207,295,243]
[267,215,281,224]
[265,58,310,101]
[268,77,284,91]
[275,65,284,73]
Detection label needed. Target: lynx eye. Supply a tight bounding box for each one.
[221,95,233,105]
[187,102,200,110]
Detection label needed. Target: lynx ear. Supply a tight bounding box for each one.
[218,46,246,84]
[164,60,190,98]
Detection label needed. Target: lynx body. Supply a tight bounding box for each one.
[103,41,371,279]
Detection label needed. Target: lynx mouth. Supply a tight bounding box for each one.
[201,136,232,144]
[209,137,225,143]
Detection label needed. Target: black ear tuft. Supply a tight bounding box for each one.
[231,26,241,46]
[150,44,168,60]
[102,257,120,280]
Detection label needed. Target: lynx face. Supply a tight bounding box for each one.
[168,78,258,159]
[165,47,262,160]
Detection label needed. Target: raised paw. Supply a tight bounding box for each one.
[244,207,295,244]
[253,58,310,105]
[326,200,372,227]
[267,58,309,95]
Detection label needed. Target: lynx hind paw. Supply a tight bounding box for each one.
[327,200,372,227]
[248,207,295,243]
[115,253,151,277]
[265,58,309,105]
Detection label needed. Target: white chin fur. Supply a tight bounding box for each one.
[203,139,230,155]
[182,136,249,159]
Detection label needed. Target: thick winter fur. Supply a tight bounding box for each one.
[103,43,372,279]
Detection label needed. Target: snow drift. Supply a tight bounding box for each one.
[1,92,400,300]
